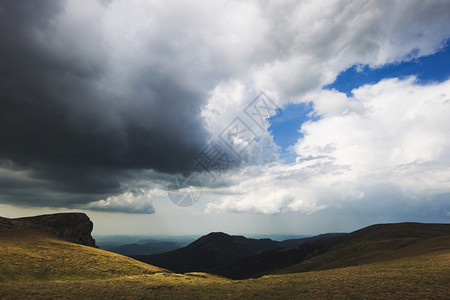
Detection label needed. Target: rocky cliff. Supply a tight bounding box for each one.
[2,213,97,247]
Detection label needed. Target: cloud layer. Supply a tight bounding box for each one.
[207,78,450,217]
[0,0,449,214]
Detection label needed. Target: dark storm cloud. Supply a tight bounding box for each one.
[0,0,209,210]
[3,0,450,217]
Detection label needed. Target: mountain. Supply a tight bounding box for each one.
[95,235,200,249]
[216,222,450,279]
[132,232,281,273]
[1,215,448,299]
[106,239,187,255]
[278,233,346,248]
[132,232,345,273]
[1,213,96,247]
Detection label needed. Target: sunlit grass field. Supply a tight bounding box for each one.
[0,251,448,299]
[1,227,449,299]
[0,228,165,283]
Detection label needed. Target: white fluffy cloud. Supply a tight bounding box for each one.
[206,78,450,216]
[299,77,450,169]
[201,0,450,139]
[87,191,154,214]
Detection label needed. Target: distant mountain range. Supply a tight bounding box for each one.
[99,234,315,256]
[133,223,450,279]
[1,212,449,298]
[105,239,191,256]
[132,232,346,273]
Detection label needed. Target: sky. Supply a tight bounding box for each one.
[0,0,449,236]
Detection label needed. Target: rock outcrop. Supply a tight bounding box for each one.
[1,213,97,247]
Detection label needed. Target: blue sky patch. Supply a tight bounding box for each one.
[326,40,450,96]
[269,40,450,163]
[268,102,317,163]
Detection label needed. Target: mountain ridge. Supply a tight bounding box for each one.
[0,213,448,298]
[0,213,97,247]
[132,231,346,273]
[215,222,450,279]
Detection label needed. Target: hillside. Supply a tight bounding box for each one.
[0,217,167,282]
[275,233,450,275]
[277,233,346,248]
[216,222,450,279]
[0,215,449,299]
[1,249,448,299]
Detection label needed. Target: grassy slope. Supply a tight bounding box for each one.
[0,227,166,282]
[216,222,450,279]
[274,234,450,275]
[0,250,448,299]
[0,222,449,299]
